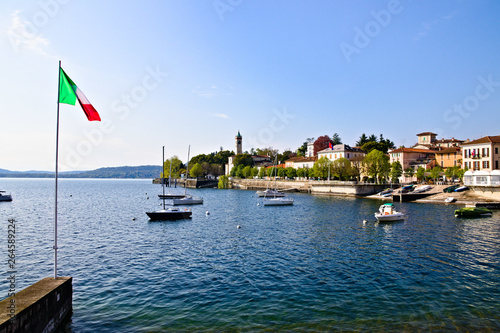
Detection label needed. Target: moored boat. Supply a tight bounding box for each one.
[146,208,192,221]
[445,197,456,203]
[374,203,405,222]
[454,207,492,218]
[0,191,12,202]
[263,197,294,206]
[172,195,204,205]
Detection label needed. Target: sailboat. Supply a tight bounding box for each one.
[0,191,12,202]
[146,146,192,220]
[263,157,293,206]
[172,145,204,205]
[158,157,186,199]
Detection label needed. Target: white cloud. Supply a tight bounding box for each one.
[5,10,50,55]
[213,113,229,119]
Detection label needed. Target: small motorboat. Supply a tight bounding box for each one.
[455,186,469,192]
[146,207,192,221]
[444,197,456,203]
[374,203,405,222]
[256,189,285,197]
[263,197,294,206]
[378,188,393,196]
[413,185,432,193]
[454,207,492,218]
[0,191,12,202]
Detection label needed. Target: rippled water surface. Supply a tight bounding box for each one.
[1,178,499,332]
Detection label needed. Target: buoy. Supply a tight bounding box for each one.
[237,225,241,229]
[132,217,136,221]
[206,211,210,216]
[257,203,260,206]
[363,220,367,225]
[70,194,72,197]
[146,197,149,199]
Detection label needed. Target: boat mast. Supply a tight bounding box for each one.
[162,146,166,210]
[185,145,191,196]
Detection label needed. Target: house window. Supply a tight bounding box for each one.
[441,161,443,167]
[447,153,450,160]
[496,147,499,154]
[496,161,499,169]
[483,161,489,169]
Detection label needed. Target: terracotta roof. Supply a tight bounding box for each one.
[461,135,500,145]
[434,147,461,154]
[285,156,317,163]
[417,132,437,136]
[389,147,436,154]
[436,138,463,143]
[318,144,365,154]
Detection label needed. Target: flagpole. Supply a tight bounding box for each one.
[54,60,61,279]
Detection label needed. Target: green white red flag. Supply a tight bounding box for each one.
[59,68,101,121]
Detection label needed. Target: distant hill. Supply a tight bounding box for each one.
[0,165,161,179]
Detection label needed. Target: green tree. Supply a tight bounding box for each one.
[313,156,330,179]
[189,163,204,178]
[277,167,286,178]
[258,167,266,178]
[444,165,461,182]
[242,165,253,179]
[285,167,297,179]
[308,168,315,178]
[350,158,364,182]
[218,175,229,189]
[429,166,443,183]
[363,149,390,183]
[416,167,426,183]
[162,156,183,179]
[390,161,403,183]
[331,158,352,180]
[233,153,254,168]
[332,133,342,145]
[404,167,415,180]
[356,133,369,147]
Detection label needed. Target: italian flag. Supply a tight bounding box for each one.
[59,68,101,121]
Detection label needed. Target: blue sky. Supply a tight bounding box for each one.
[1,0,500,171]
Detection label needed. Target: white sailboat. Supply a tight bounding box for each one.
[172,145,203,206]
[263,157,293,206]
[0,191,12,202]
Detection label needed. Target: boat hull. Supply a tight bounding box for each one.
[454,207,492,218]
[158,194,186,199]
[146,209,192,221]
[172,197,203,205]
[374,213,405,222]
[0,195,12,202]
[263,198,294,206]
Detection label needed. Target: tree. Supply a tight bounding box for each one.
[444,166,461,182]
[286,167,297,179]
[331,133,342,145]
[162,156,183,179]
[350,158,364,182]
[356,133,369,147]
[416,167,426,183]
[331,158,352,180]
[359,134,395,154]
[251,167,259,178]
[390,161,403,183]
[218,175,229,189]
[313,156,330,179]
[278,149,294,164]
[189,163,203,178]
[313,135,333,156]
[258,167,266,178]
[233,153,254,168]
[429,166,443,183]
[277,168,286,178]
[296,141,308,157]
[404,167,415,181]
[363,149,390,183]
[242,165,253,179]
[296,167,306,178]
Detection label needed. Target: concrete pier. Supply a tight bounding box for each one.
[0,277,72,333]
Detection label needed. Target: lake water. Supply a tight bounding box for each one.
[1,178,499,332]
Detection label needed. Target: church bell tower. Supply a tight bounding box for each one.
[235,131,242,155]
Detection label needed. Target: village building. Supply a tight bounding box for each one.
[284,156,317,169]
[434,147,462,169]
[461,135,500,171]
[317,144,365,162]
[413,132,438,150]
